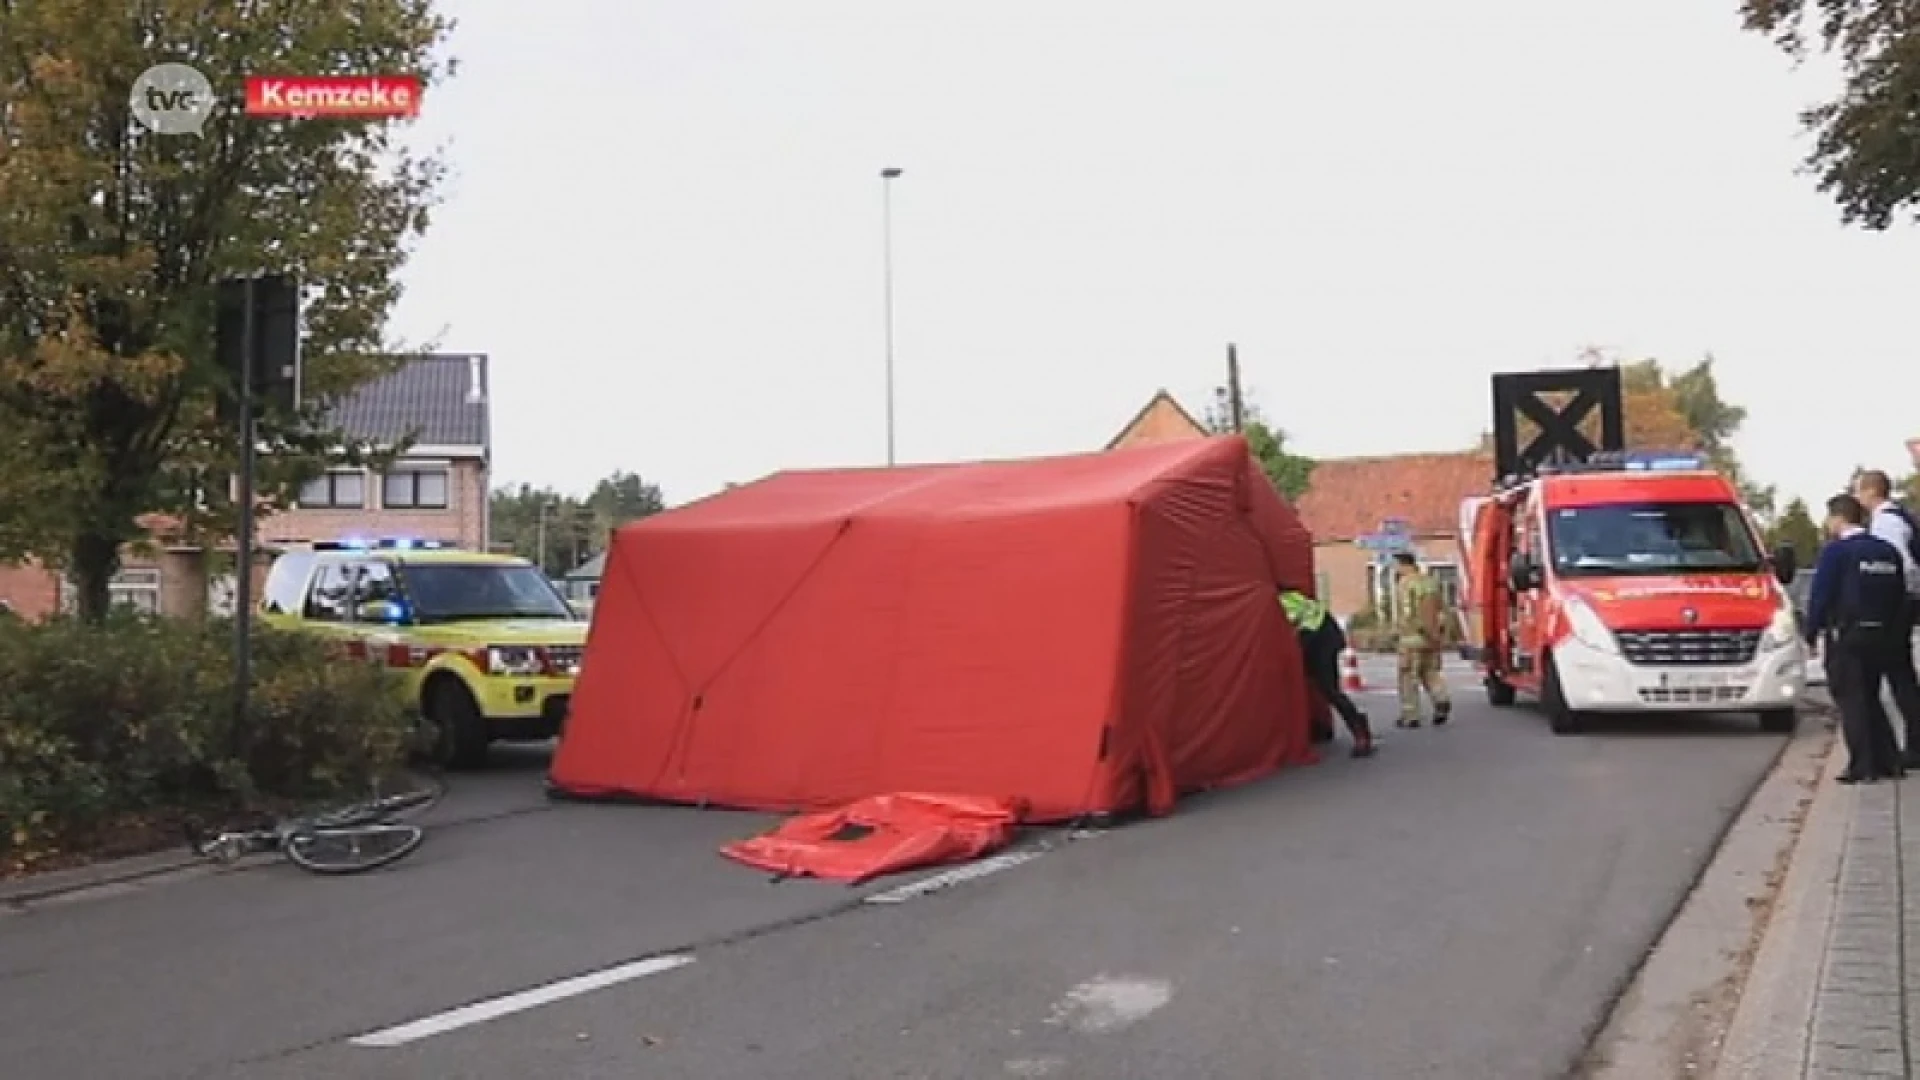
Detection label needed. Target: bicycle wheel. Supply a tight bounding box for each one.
[284,824,425,875]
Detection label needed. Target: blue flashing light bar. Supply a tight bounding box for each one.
[313,536,451,551]
[1537,450,1707,476]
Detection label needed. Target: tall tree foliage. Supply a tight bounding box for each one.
[1595,353,1775,516]
[0,0,454,620]
[1202,388,1318,501]
[489,472,666,578]
[1495,355,1696,458]
[1765,496,1824,566]
[1740,0,1920,228]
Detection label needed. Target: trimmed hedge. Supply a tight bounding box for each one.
[0,613,411,870]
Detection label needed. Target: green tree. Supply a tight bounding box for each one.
[1765,497,1823,567]
[0,0,453,621]
[489,473,666,578]
[1740,0,1920,228]
[1598,354,1776,517]
[586,471,666,529]
[1202,388,1317,501]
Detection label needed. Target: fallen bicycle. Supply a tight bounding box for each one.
[183,782,439,876]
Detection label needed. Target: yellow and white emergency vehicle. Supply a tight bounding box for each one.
[259,537,589,767]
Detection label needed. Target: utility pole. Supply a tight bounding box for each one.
[216,272,299,737]
[1225,342,1246,433]
[234,276,257,730]
[880,166,903,465]
[536,501,553,572]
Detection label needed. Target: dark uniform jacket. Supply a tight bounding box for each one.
[1805,527,1908,643]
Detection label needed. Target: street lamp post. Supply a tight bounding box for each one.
[880,166,902,466]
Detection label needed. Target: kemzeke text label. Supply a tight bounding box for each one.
[244,76,421,118]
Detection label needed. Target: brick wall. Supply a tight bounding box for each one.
[261,457,486,549]
[0,459,484,621]
[1109,397,1207,450]
[1314,536,1462,620]
[0,560,60,619]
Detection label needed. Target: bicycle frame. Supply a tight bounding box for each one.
[185,786,438,866]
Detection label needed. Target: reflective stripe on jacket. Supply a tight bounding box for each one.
[1278,590,1328,632]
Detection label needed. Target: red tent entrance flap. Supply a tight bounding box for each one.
[720,792,1027,884]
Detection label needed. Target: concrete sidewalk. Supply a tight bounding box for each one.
[1719,697,1920,1078]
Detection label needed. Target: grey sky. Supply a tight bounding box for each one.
[389,0,1918,511]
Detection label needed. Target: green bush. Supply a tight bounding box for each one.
[0,614,410,868]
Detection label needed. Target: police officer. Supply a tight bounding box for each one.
[1804,493,1909,784]
[1279,589,1376,758]
[1392,552,1452,728]
[1852,469,1920,767]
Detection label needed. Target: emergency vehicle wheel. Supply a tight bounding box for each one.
[1485,676,1517,707]
[1758,708,1796,734]
[426,679,490,769]
[1542,656,1585,735]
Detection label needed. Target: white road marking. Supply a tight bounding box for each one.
[1005,1055,1068,1075]
[348,954,695,1048]
[863,849,1043,905]
[1044,974,1173,1034]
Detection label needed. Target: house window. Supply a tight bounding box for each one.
[382,467,450,509]
[300,469,366,509]
[61,568,162,615]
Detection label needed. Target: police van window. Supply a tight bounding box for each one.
[261,552,315,614]
[305,562,353,621]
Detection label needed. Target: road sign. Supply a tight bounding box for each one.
[1356,532,1415,553]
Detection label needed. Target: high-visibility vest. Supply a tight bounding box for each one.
[1278,590,1328,632]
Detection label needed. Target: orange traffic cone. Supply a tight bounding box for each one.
[1341,648,1364,692]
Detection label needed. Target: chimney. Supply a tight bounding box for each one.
[466,355,485,404]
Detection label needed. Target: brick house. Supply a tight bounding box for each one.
[0,353,491,620]
[259,353,491,551]
[1293,450,1493,620]
[1106,389,1209,450]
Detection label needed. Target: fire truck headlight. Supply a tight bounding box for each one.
[1563,598,1618,654]
[1760,606,1798,652]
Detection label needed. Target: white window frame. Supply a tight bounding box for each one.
[299,468,368,509]
[380,463,451,510]
[60,568,163,615]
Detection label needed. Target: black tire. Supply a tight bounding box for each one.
[1485,675,1517,707]
[1759,707,1797,734]
[1543,655,1585,735]
[285,824,425,875]
[426,679,490,769]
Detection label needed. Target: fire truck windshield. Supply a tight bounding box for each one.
[1546,501,1763,577]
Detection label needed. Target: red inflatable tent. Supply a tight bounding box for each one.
[549,435,1320,823]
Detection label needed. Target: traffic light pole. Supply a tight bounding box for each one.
[234,275,256,730]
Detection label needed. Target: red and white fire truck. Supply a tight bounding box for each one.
[1456,369,1806,734]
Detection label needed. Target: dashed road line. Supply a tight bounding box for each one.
[864,849,1045,905]
[348,953,695,1048]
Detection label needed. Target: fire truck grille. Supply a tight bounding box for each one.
[545,645,584,673]
[1636,685,1750,705]
[1615,628,1763,666]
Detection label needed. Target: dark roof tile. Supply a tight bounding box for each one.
[328,353,489,448]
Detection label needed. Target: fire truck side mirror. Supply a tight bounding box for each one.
[1769,544,1797,586]
[1508,553,1542,592]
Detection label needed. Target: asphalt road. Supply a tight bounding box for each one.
[0,657,1787,1080]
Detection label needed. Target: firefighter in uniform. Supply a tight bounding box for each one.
[1392,552,1452,728]
[1805,493,1909,784]
[1280,589,1376,758]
